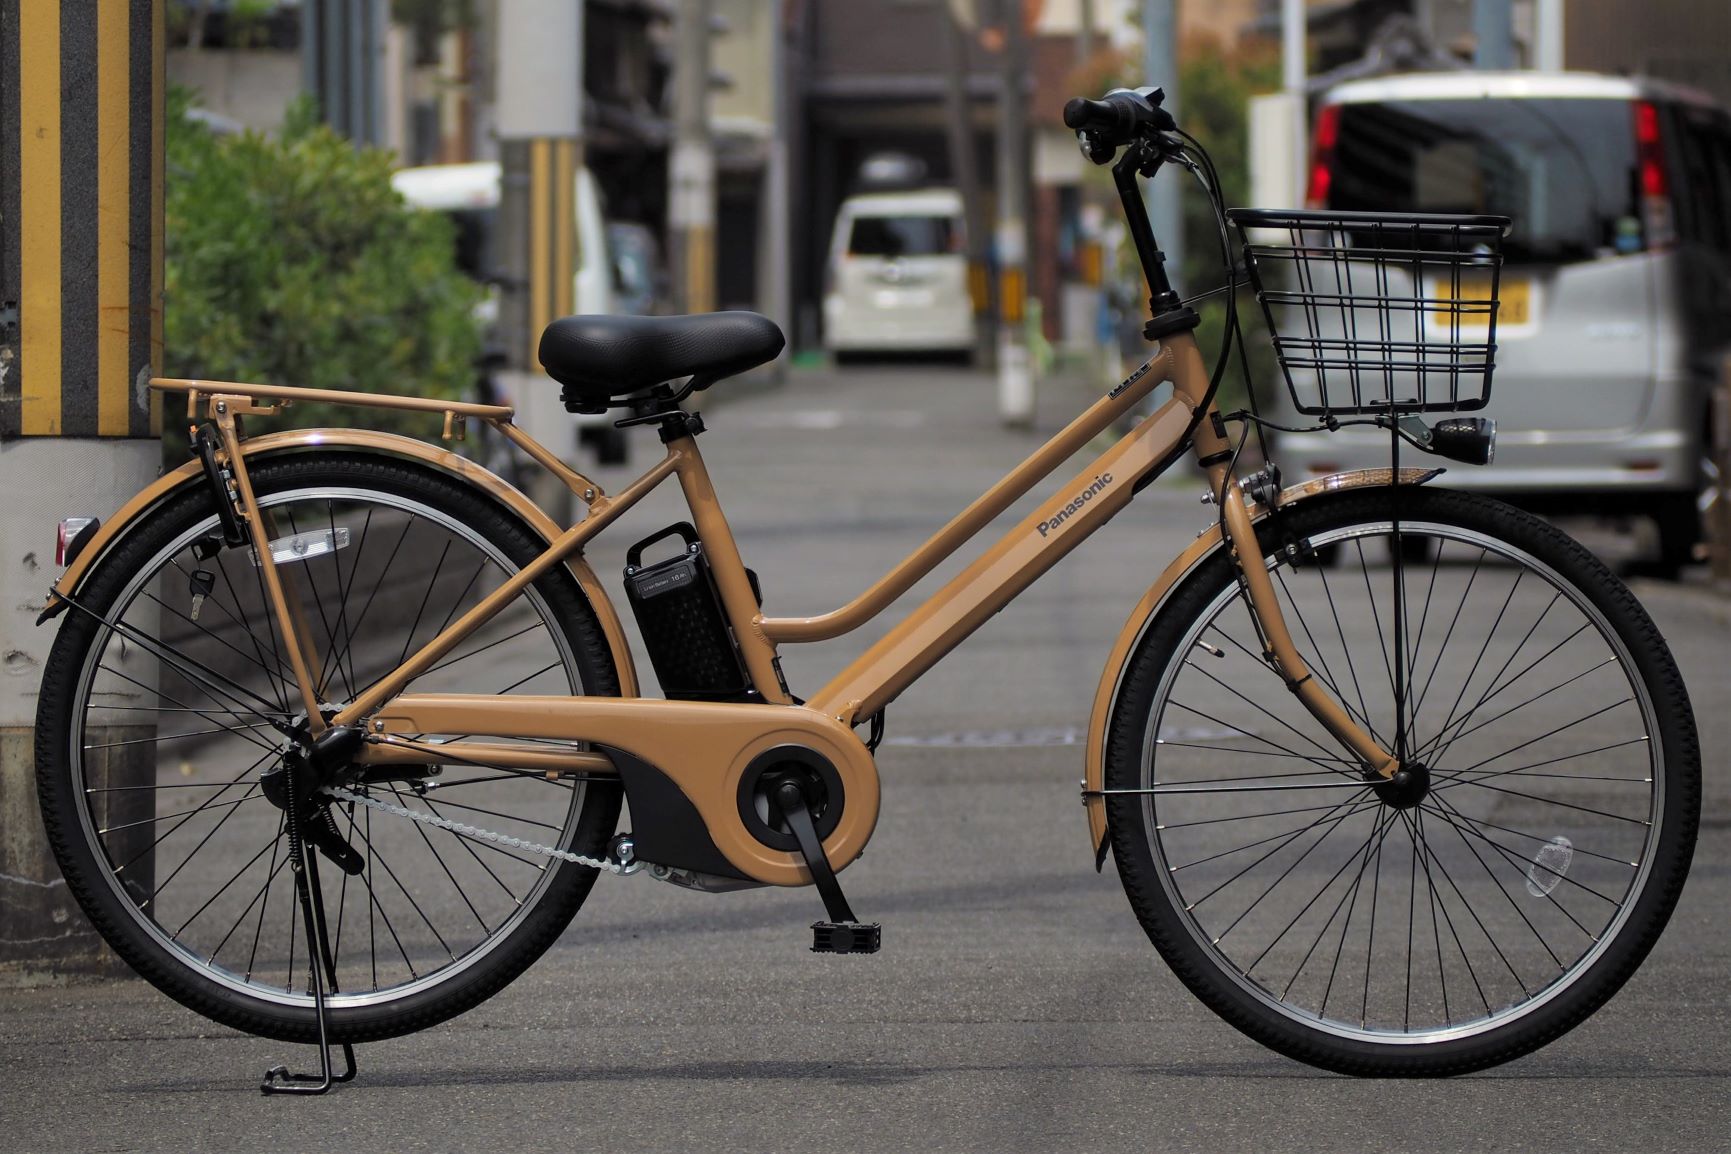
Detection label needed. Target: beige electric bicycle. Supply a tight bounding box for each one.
[33,88,1698,1089]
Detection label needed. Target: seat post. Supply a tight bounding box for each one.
[665,424,793,705]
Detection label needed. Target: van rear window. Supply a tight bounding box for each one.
[848,215,956,257]
[1331,99,1641,261]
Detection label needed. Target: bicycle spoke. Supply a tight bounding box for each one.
[1415,808,1491,1016]
[1435,735,1652,789]
[1416,656,1617,765]
[1166,698,1358,775]
[1177,660,1357,771]
[1422,794,1603,944]
[385,785,494,937]
[1353,539,1400,738]
[1408,547,1487,732]
[143,585,296,701]
[1428,796,1566,973]
[1413,808,1530,997]
[282,508,351,703]
[180,555,293,712]
[83,721,278,752]
[95,661,283,756]
[320,514,415,693]
[1248,803,1391,991]
[1443,698,1637,778]
[1312,559,1376,737]
[394,539,454,671]
[1269,571,1386,745]
[1422,794,1625,908]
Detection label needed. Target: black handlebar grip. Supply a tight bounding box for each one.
[1063,96,1118,132]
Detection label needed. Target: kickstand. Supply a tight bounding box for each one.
[261,780,358,1095]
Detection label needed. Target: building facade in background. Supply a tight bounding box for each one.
[164,0,1731,354]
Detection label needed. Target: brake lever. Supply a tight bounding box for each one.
[1075,128,1115,166]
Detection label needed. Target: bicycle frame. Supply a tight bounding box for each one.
[86,326,1402,888]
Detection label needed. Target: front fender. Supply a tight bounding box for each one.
[40,428,639,696]
[1082,467,1441,866]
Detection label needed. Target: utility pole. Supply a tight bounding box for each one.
[1282,0,1305,100]
[301,0,387,145]
[2,0,165,977]
[938,0,994,368]
[1534,0,1564,71]
[672,0,716,315]
[764,0,791,373]
[1473,0,1514,69]
[496,0,582,518]
[1141,0,1181,293]
[996,0,1033,427]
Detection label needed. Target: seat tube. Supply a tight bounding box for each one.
[668,435,793,705]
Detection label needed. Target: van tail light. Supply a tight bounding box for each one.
[57,517,100,568]
[1634,101,1676,250]
[1304,104,1340,209]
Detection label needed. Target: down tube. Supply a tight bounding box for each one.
[807,397,1196,723]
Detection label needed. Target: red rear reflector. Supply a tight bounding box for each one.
[57,517,99,567]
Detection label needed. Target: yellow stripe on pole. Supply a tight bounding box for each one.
[1000,267,1026,325]
[20,2,62,435]
[553,139,573,318]
[97,0,131,436]
[150,0,165,435]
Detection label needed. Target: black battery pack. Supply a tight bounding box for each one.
[622,522,759,702]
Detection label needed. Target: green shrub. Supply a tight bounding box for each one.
[164,89,482,448]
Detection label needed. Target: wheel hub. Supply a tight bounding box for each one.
[1370,760,1431,810]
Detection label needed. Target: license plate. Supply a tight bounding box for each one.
[1433,275,1529,328]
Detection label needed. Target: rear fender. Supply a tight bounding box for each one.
[39,428,639,696]
[1083,467,1441,866]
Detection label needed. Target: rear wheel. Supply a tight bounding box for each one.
[1105,486,1698,1075]
[35,453,623,1043]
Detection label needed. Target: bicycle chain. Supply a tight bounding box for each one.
[321,785,639,876]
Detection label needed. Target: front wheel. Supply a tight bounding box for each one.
[1104,486,1698,1075]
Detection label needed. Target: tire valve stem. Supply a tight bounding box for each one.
[188,569,216,621]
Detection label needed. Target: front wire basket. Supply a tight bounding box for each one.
[1228,208,1510,416]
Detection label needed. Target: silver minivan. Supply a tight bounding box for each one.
[1270,72,1731,571]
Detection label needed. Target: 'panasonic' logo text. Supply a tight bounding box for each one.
[1037,473,1113,537]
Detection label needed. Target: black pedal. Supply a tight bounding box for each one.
[811,921,881,955]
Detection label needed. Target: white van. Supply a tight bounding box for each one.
[822,188,973,358]
[1269,72,1731,572]
[392,161,626,463]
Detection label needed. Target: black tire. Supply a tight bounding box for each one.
[35,453,624,1044]
[1104,486,1698,1075]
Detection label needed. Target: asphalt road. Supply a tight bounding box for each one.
[4,362,1729,1153]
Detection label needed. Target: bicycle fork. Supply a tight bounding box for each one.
[1203,450,1402,783]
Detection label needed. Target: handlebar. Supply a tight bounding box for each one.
[1063,86,1176,164]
